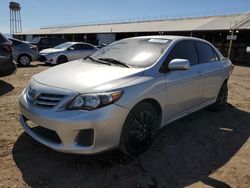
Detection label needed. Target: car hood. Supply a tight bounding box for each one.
[40,48,64,54]
[32,60,144,93]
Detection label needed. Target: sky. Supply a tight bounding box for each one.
[1,0,250,33]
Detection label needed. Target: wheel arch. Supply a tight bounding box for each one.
[56,54,68,63]
[17,53,32,61]
[129,98,163,126]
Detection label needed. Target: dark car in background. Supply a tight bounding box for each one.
[29,37,67,51]
[0,33,16,77]
[9,38,40,66]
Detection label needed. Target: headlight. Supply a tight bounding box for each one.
[67,91,123,110]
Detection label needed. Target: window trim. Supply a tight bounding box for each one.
[159,39,199,72]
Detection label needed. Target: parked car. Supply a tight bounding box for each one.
[29,37,67,51]
[8,38,40,66]
[39,42,98,64]
[0,33,16,77]
[19,36,234,155]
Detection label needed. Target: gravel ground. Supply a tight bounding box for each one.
[0,62,249,188]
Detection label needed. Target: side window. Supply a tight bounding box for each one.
[167,40,198,65]
[82,44,95,50]
[71,44,81,50]
[195,42,217,63]
[213,49,220,61]
[73,44,94,50]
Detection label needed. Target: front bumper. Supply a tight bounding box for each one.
[39,54,57,64]
[19,93,129,154]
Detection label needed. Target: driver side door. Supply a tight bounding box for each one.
[165,40,204,121]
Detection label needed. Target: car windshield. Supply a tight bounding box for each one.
[31,37,41,43]
[54,42,73,49]
[90,38,171,68]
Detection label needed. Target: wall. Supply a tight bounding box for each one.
[97,33,116,45]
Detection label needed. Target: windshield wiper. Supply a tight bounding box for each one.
[98,58,130,68]
[84,56,111,66]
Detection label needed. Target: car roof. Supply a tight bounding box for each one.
[69,42,96,46]
[133,35,181,40]
[129,35,209,42]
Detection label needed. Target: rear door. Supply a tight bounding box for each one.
[165,40,204,120]
[194,41,225,102]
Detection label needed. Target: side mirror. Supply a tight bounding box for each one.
[168,59,190,70]
[246,47,250,53]
[68,47,74,51]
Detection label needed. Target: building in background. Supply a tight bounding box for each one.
[14,13,250,64]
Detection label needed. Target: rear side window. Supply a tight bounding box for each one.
[167,40,198,65]
[195,42,217,63]
[81,44,95,50]
[72,44,94,50]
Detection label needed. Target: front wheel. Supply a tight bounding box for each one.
[210,82,228,111]
[56,55,68,64]
[119,102,159,156]
[18,54,31,66]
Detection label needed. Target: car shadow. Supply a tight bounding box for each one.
[0,80,14,96]
[12,104,250,187]
[17,64,38,68]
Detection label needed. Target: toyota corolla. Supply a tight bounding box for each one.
[19,36,233,155]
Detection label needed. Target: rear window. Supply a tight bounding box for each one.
[91,38,171,68]
[195,41,217,63]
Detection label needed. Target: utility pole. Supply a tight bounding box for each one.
[227,30,234,58]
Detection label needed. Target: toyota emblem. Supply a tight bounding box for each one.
[30,89,37,99]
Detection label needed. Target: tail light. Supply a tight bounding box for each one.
[3,44,12,53]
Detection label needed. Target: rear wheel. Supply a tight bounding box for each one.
[119,102,159,156]
[17,54,31,66]
[56,55,68,64]
[210,82,228,111]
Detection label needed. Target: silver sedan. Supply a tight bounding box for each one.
[39,42,98,65]
[9,38,40,66]
[19,36,234,155]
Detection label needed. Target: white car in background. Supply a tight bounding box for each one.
[39,42,98,64]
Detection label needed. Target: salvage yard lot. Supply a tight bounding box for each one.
[0,62,249,187]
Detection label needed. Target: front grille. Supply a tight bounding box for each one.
[27,88,66,108]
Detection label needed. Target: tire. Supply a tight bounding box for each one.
[119,102,159,156]
[210,82,228,111]
[56,55,68,64]
[17,54,31,66]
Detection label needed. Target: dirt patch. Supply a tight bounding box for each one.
[0,62,249,187]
